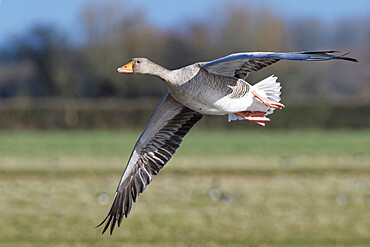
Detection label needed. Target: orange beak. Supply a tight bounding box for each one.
[117,61,133,73]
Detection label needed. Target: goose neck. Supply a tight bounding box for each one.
[148,63,172,82]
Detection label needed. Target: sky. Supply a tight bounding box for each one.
[0,0,369,44]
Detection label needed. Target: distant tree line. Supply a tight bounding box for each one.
[0,1,369,104]
[0,98,368,129]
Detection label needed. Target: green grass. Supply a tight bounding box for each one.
[0,129,369,246]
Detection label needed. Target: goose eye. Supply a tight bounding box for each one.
[137,61,141,64]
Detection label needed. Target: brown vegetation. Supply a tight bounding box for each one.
[0,1,369,129]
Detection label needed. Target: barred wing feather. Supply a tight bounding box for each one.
[200,51,357,79]
[97,92,203,234]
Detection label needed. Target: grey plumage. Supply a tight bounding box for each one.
[97,93,202,234]
[99,51,357,234]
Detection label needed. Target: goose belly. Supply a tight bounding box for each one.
[174,91,255,115]
[212,94,255,114]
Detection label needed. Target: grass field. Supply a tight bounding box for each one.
[0,129,369,246]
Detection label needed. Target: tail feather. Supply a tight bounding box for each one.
[254,75,281,104]
[228,75,282,122]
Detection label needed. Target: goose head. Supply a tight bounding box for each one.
[117,58,159,75]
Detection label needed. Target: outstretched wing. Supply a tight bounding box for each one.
[199,51,358,79]
[97,92,202,235]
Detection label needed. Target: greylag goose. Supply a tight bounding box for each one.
[98,51,357,234]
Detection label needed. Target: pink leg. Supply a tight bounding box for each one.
[250,89,285,109]
[235,111,270,126]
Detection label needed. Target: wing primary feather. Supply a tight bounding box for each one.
[96,192,118,229]
[118,192,126,227]
[160,147,173,155]
[123,189,129,217]
[145,155,162,173]
[157,148,172,159]
[154,150,169,161]
[102,215,112,235]
[125,185,133,217]
[142,164,153,183]
[115,192,123,225]
[149,154,165,164]
[137,168,146,192]
[132,176,140,202]
[110,215,117,235]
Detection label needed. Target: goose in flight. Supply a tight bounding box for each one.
[98,51,357,234]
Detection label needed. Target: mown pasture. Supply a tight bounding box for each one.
[0,129,369,246]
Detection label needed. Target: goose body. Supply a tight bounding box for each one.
[99,51,357,234]
[167,65,257,115]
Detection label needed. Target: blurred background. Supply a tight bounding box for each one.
[0,0,369,246]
